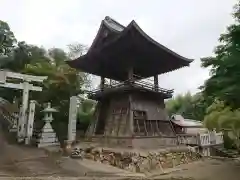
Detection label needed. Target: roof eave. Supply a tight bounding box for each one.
[129,21,194,64]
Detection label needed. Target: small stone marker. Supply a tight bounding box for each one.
[68,96,77,142]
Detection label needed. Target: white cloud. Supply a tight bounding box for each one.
[0,0,237,95]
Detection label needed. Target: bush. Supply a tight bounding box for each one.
[223,132,236,149]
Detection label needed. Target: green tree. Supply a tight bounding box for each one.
[77,98,96,132]
[204,100,240,150]
[2,44,47,72]
[0,20,29,69]
[22,45,90,117]
[201,2,240,108]
[1,42,91,141]
[23,45,90,141]
[0,20,16,56]
[166,92,208,121]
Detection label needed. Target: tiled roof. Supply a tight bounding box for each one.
[171,114,203,127]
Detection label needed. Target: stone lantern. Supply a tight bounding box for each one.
[37,102,60,147]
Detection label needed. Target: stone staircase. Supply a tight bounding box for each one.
[213,145,239,158]
[0,97,19,142]
[0,98,18,128]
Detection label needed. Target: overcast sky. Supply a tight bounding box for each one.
[1,0,237,96]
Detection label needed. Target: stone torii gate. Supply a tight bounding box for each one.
[0,70,47,143]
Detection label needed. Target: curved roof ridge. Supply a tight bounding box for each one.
[86,20,105,54]
[103,16,125,32]
[129,21,193,63]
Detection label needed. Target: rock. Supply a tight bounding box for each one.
[139,158,150,172]
[71,147,84,159]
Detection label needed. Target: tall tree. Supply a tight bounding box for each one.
[0,20,16,56]
[77,98,96,132]
[201,2,240,108]
[166,92,208,121]
[21,45,91,141]
[204,100,240,150]
[0,20,30,69]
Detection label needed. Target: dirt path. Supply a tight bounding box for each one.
[0,129,142,179]
[151,158,240,180]
[0,128,84,178]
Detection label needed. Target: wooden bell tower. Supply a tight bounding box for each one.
[67,16,193,148]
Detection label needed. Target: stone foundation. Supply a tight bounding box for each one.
[76,146,202,173]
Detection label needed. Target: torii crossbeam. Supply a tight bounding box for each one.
[0,70,47,142]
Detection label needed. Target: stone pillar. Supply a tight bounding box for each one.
[17,105,24,142]
[37,102,59,147]
[154,75,159,91]
[68,96,77,142]
[18,82,30,142]
[25,100,36,145]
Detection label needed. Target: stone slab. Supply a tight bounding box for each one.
[37,142,60,148]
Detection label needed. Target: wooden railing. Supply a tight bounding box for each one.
[87,79,174,97]
[177,134,199,145]
[177,131,224,147]
[215,132,224,145]
[199,133,211,146]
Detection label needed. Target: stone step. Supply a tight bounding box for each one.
[214,146,239,157]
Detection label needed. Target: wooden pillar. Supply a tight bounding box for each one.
[154,75,159,91]
[128,67,134,83]
[100,76,105,91]
[109,79,112,87]
[129,95,134,135]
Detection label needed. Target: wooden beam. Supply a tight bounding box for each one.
[156,120,160,135]
[150,120,154,135]
[128,67,134,82]
[154,75,159,91]
[143,119,148,136]
[100,76,105,91]
[0,82,43,91]
[136,119,140,134]
[129,95,134,135]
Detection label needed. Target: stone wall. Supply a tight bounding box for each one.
[78,147,202,173]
